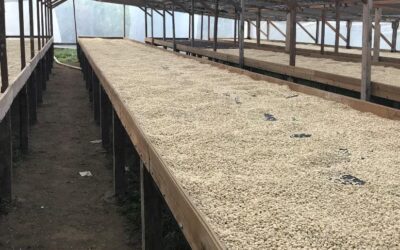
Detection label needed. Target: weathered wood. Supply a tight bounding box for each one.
[391,20,398,52]
[321,9,326,54]
[140,160,163,250]
[72,0,78,42]
[346,20,352,48]
[0,111,12,204]
[256,8,261,46]
[92,71,100,125]
[36,0,41,49]
[373,8,382,62]
[151,9,154,44]
[315,19,319,44]
[213,0,219,52]
[191,0,194,46]
[285,11,290,52]
[335,0,340,53]
[233,14,237,44]
[288,0,296,66]
[172,5,177,51]
[144,6,148,38]
[41,0,45,47]
[113,109,127,197]
[208,15,210,40]
[0,0,8,93]
[239,0,245,68]
[269,21,286,38]
[100,85,112,150]
[247,20,250,39]
[266,19,270,40]
[361,0,372,101]
[200,12,203,40]
[29,0,35,58]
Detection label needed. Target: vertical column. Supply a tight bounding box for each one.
[19,0,29,154]
[0,0,8,92]
[113,110,127,197]
[191,0,195,47]
[288,0,296,66]
[72,0,78,43]
[144,6,148,38]
[172,5,177,51]
[208,15,210,41]
[285,12,291,52]
[213,0,219,52]
[234,15,237,44]
[361,0,372,101]
[334,0,340,53]
[256,8,261,46]
[266,19,270,41]
[162,7,166,41]
[123,5,126,37]
[373,8,382,62]
[100,86,112,150]
[140,161,162,250]
[320,9,326,54]
[151,9,154,45]
[29,0,37,124]
[92,72,100,125]
[239,0,245,68]
[246,20,250,39]
[200,12,204,40]
[391,20,398,52]
[346,20,352,49]
[315,19,319,44]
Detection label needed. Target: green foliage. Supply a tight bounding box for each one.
[54,48,79,66]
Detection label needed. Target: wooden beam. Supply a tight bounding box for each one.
[191,0,194,46]
[256,8,261,46]
[346,20,352,48]
[239,0,245,68]
[37,0,42,49]
[233,14,237,44]
[297,21,316,43]
[172,4,177,51]
[391,20,398,52]
[326,21,347,43]
[200,12,203,40]
[123,5,126,37]
[249,21,268,40]
[144,6,148,38]
[207,15,210,41]
[372,23,392,48]
[0,0,8,93]
[72,0,78,43]
[213,0,219,52]
[335,0,340,53]
[151,8,154,44]
[373,8,382,62]
[315,19,319,44]
[162,7,166,41]
[285,11,290,52]
[247,20,250,39]
[92,72,100,124]
[140,160,162,250]
[269,21,286,38]
[29,0,35,58]
[289,0,296,66]
[361,0,372,101]
[321,9,326,54]
[266,19,270,40]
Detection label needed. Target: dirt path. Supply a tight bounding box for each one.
[0,64,134,249]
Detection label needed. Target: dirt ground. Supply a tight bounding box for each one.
[0,64,138,249]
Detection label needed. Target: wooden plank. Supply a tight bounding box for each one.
[373,8,382,62]
[361,0,372,101]
[113,108,127,197]
[79,38,225,250]
[0,111,12,204]
[285,11,290,52]
[140,160,162,250]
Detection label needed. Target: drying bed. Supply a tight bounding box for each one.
[213,47,400,88]
[80,38,400,249]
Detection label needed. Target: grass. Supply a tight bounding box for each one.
[54,48,79,66]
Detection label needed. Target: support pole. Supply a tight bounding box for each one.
[113,110,127,197]
[162,7,166,41]
[320,9,326,54]
[256,8,261,46]
[37,0,41,50]
[92,72,100,125]
[72,0,78,43]
[151,8,154,44]
[29,0,35,58]
[239,0,245,68]
[41,0,45,47]
[373,8,382,62]
[208,15,210,40]
[28,0,37,124]
[266,19,270,41]
[213,0,219,52]
[315,19,319,44]
[140,161,162,250]
[391,20,398,52]
[288,0,296,66]
[285,11,291,52]
[172,4,177,51]
[361,0,372,101]
[246,20,250,39]
[346,20,352,48]
[334,0,340,53]
[123,5,126,37]
[233,14,237,44]
[200,12,204,40]
[191,0,194,46]
[144,6,148,38]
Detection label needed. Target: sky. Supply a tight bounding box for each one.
[4,0,400,50]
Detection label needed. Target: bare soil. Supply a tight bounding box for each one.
[0,64,138,249]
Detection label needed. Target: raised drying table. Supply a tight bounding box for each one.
[150,38,400,106]
[79,38,400,249]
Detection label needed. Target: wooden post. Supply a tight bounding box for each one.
[266,19,270,41]
[208,15,211,40]
[334,0,340,53]
[29,0,35,58]
[41,0,44,46]
[247,20,250,39]
[0,0,8,93]
[200,12,204,40]
[239,0,245,68]
[36,0,41,50]
[320,9,326,54]
[234,15,237,44]
[346,20,352,48]
[123,5,126,37]
[140,161,162,250]
[92,72,100,125]
[288,0,296,66]
[172,5,177,51]
[100,86,112,150]
[361,0,372,101]
[285,12,291,52]
[213,0,219,52]
[391,20,398,52]
[373,8,382,62]
[191,0,194,46]
[162,8,166,41]
[113,109,127,197]
[151,8,154,44]
[144,6,148,38]
[315,19,319,44]
[18,0,29,154]
[0,111,12,204]
[28,0,36,124]
[256,8,261,46]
